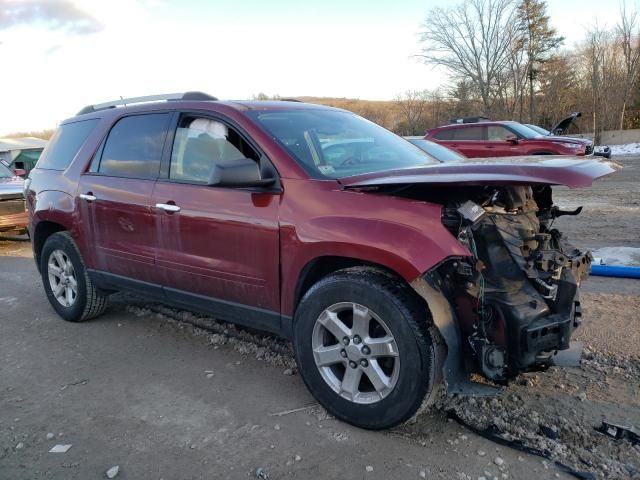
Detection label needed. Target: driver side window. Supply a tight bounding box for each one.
[487,125,512,141]
[170,117,259,183]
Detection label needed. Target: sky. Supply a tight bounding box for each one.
[0,0,624,134]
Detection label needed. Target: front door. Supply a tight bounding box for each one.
[151,114,281,331]
[484,125,522,157]
[77,112,172,286]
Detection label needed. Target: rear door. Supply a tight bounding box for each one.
[77,113,172,286]
[151,113,281,331]
[435,126,485,157]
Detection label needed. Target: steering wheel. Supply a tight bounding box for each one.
[340,156,360,166]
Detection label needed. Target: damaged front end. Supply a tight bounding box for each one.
[340,156,620,392]
[429,185,590,384]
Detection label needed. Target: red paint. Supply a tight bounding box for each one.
[26,100,616,321]
[151,182,280,311]
[340,156,619,189]
[425,121,594,157]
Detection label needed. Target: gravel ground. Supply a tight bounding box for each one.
[0,248,578,480]
[553,156,640,249]
[0,155,638,479]
[129,294,640,479]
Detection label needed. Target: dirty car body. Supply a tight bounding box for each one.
[27,94,618,429]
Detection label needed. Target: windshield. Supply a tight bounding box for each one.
[246,110,438,178]
[407,139,465,162]
[507,122,544,139]
[525,124,551,136]
[0,162,15,178]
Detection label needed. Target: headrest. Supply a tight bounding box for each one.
[189,119,227,139]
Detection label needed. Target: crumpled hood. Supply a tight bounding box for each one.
[339,156,621,189]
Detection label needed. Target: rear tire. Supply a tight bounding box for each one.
[40,231,108,322]
[293,267,435,429]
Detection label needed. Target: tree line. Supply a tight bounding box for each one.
[256,2,640,142]
[395,0,640,142]
[7,2,639,145]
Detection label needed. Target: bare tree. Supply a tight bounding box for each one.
[449,80,481,118]
[536,54,579,127]
[394,90,430,135]
[582,27,618,143]
[616,2,640,129]
[419,0,517,115]
[427,88,448,127]
[496,22,529,119]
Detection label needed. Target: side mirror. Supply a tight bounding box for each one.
[13,168,26,177]
[208,158,275,188]
[505,134,519,144]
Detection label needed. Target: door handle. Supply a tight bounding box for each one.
[156,203,181,213]
[79,193,96,202]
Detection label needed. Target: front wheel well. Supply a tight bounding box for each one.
[293,256,408,313]
[33,221,66,271]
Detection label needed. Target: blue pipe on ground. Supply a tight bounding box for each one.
[591,265,640,279]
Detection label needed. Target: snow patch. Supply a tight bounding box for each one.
[591,246,640,266]
[610,142,640,155]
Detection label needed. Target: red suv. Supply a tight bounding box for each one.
[425,120,594,158]
[27,93,616,429]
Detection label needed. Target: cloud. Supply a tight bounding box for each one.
[0,0,103,34]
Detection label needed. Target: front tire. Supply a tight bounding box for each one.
[40,231,109,322]
[293,268,435,429]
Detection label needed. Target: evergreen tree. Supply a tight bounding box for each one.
[516,0,564,122]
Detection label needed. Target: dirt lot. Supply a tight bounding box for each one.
[553,156,640,249]
[0,156,638,480]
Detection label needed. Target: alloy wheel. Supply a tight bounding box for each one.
[311,302,400,404]
[47,249,78,307]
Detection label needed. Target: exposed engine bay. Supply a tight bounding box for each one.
[380,183,591,384]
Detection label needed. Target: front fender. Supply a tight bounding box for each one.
[279,180,471,315]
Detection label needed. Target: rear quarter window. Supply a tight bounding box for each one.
[36,119,99,170]
[433,129,454,140]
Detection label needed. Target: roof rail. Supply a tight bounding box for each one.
[76,91,218,115]
[450,116,491,124]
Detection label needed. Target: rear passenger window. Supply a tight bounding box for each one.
[97,113,170,179]
[170,117,259,183]
[36,119,99,170]
[453,126,484,140]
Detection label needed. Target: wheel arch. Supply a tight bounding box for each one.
[33,221,67,272]
[292,256,404,313]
